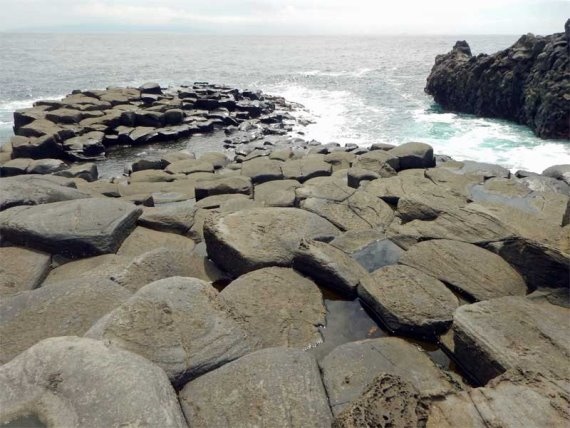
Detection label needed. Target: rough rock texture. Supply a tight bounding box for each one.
[0,247,51,296]
[333,373,429,428]
[204,207,340,276]
[0,198,141,257]
[0,174,90,211]
[86,277,255,387]
[219,267,326,349]
[358,265,459,337]
[426,370,570,427]
[452,295,570,385]
[425,23,570,139]
[0,278,132,364]
[320,337,458,416]
[293,239,370,297]
[399,239,527,301]
[179,347,333,428]
[0,337,187,427]
[483,237,570,290]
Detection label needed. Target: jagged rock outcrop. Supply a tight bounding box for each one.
[425,20,570,139]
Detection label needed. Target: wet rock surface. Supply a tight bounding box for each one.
[0,83,569,427]
[425,22,570,139]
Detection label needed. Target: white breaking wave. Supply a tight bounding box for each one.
[295,68,374,78]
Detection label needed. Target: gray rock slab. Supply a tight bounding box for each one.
[0,278,131,364]
[358,265,459,337]
[220,267,326,349]
[86,277,255,387]
[320,337,458,415]
[426,370,570,427]
[399,239,527,301]
[179,347,333,428]
[204,207,340,276]
[0,174,91,211]
[0,337,186,427]
[0,247,51,297]
[0,198,141,257]
[452,296,570,384]
[293,239,369,297]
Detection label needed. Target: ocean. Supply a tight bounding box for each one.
[1,33,569,173]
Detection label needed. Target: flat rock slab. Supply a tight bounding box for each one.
[0,175,90,211]
[0,337,186,427]
[0,198,142,257]
[333,373,428,428]
[320,337,458,416]
[204,207,340,276]
[179,347,333,428]
[116,226,195,257]
[293,239,369,297]
[0,247,51,296]
[137,200,196,234]
[452,296,570,385]
[86,277,255,387]
[299,184,395,232]
[358,265,459,337]
[0,278,131,364]
[399,239,527,301]
[426,370,570,427]
[220,267,326,349]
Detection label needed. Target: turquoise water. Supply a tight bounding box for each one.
[1,34,568,172]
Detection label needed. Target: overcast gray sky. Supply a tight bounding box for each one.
[1,0,568,34]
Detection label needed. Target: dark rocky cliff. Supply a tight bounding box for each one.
[425,20,570,139]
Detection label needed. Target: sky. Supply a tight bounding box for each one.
[0,0,568,34]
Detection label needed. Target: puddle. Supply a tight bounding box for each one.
[2,415,46,428]
[310,298,387,361]
[352,239,404,272]
[469,184,537,214]
[312,288,464,381]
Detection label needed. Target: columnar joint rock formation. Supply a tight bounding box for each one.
[425,20,570,139]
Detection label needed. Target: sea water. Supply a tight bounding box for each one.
[1,33,568,173]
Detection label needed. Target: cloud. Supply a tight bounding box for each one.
[1,0,568,33]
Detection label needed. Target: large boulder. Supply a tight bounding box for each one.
[0,199,141,257]
[399,239,527,301]
[387,142,435,170]
[543,164,570,185]
[219,267,325,349]
[358,265,459,337]
[86,277,255,387]
[137,200,197,234]
[194,176,252,201]
[0,278,131,364]
[179,347,333,428]
[204,207,340,276]
[0,337,186,427]
[452,295,570,384]
[320,337,458,416]
[292,239,369,297]
[0,174,91,211]
[0,247,51,297]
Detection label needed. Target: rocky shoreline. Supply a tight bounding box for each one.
[0,83,569,427]
[425,20,570,139]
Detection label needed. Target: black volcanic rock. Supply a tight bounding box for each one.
[425,20,570,139]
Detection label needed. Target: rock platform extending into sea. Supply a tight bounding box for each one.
[0,83,569,428]
[425,19,570,139]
